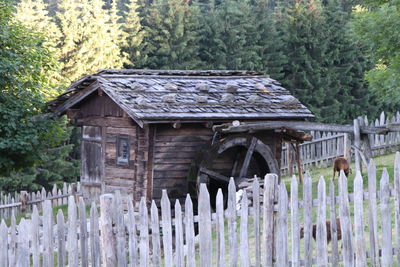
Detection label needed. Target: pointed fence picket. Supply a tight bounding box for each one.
[3,154,400,266]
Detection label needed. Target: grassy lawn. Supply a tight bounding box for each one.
[282,152,397,199]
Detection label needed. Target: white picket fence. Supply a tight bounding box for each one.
[2,154,400,266]
[281,111,400,174]
[0,182,80,220]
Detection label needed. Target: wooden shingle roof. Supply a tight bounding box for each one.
[49,69,314,126]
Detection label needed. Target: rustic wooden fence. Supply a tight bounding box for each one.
[281,111,400,174]
[2,154,400,266]
[0,182,80,220]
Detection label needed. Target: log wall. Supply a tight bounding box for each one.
[152,124,214,203]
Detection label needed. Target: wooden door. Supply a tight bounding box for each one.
[81,126,103,200]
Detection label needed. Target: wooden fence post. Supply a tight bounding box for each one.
[354,171,366,267]
[67,195,78,266]
[329,180,339,267]
[367,160,379,267]
[339,171,354,267]
[303,173,313,267]
[354,119,362,173]
[0,220,8,266]
[227,178,238,267]
[395,152,400,264]
[291,175,300,267]
[43,200,54,267]
[276,182,288,267]
[316,176,328,267]
[150,201,161,267]
[185,194,196,267]
[199,183,212,267]
[344,133,352,163]
[380,169,392,266]
[263,174,278,267]
[216,189,226,267]
[100,194,117,267]
[161,190,173,267]
[253,178,261,267]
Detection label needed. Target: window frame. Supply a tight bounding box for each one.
[116,134,130,166]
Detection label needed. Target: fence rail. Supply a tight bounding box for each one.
[2,154,400,266]
[0,182,80,219]
[281,111,400,174]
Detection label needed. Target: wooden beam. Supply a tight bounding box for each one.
[199,167,230,183]
[239,137,257,179]
[353,119,362,173]
[214,120,392,135]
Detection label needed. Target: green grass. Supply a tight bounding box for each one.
[4,203,91,227]
[282,152,396,199]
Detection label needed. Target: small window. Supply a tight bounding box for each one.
[117,135,130,165]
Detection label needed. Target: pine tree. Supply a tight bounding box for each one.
[279,0,333,121]
[57,0,128,82]
[200,0,258,70]
[122,0,144,67]
[321,0,375,122]
[15,0,60,45]
[15,0,64,96]
[252,0,287,79]
[137,0,203,69]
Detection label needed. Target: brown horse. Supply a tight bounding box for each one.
[300,218,342,243]
[333,157,351,179]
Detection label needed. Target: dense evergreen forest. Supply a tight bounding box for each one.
[1,0,399,192]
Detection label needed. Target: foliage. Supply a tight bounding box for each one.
[56,0,128,82]
[121,0,144,67]
[277,0,373,123]
[135,0,203,69]
[0,0,78,191]
[352,0,400,109]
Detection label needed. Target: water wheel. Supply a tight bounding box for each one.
[196,135,279,208]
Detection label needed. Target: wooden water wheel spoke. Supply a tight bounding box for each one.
[199,167,230,183]
[238,137,257,179]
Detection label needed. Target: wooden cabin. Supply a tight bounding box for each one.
[49,69,313,205]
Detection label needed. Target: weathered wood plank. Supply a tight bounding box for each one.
[394,152,400,264]
[57,209,66,267]
[368,160,379,267]
[31,205,40,267]
[276,182,288,267]
[127,200,138,267]
[329,180,339,267]
[227,178,238,267]
[100,194,117,267]
[199,183,212,267]
[252,177,261,267]
[303,173,313,267]
[291,175,300,267]
[316,177,328,267]
[354,171,366,267]
[78,198,89,267]
[161,190,173,267]
[263,174,278,267]
[9,211,16,267]
[139,197,149,267]
[185,194,196,267]
[380,169,392,267]
[43,200,54,267]
[339,171,354,267]
[0,220,8,267]
[240,190,250,267]
[216,189,226,267]
[175,200,184,267]
[150,201,161,267]
[90,202,101,267]
[114,191,127,267]
[239,137,257,179]
[16,219,29,267]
